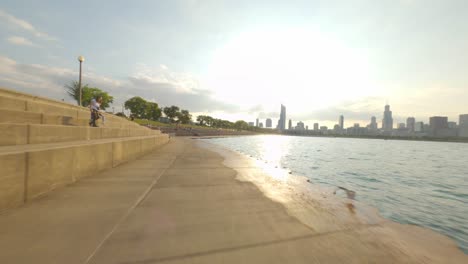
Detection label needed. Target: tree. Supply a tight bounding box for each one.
[144,102,162,121]
[65,81,113,109]
[124,97,148,118]
[163,106,180,122]
[196,115,209,126]
[177,109,192,124]
[234,120,249,131]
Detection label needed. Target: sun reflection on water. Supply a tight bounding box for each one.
[255,135,292,182]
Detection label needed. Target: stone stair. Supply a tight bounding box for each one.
[0,87,169,212]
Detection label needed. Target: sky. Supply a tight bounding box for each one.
[1,0,467,128]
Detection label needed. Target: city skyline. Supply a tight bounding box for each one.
[253,103,467,137]
[0,1,467,125]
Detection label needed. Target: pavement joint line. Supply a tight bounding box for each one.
[120,223,381,264]
[83,153,178,264]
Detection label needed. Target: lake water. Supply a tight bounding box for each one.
[203,135,468,253]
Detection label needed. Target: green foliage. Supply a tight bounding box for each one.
[65,81,113,109]
[124,97,163,121]
[163,106,180,122]
[196,115,237,129]
[144,102,162,121]
[177,109,192,124]
[124,97,148,118]
[234,120,249,131]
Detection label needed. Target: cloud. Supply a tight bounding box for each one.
[7,36,37,47]
[0,55,238,113]
[0,9,57,41]
[293,97,386,124]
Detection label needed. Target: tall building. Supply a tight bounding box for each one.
[288,119,292,130]
[382,105,394,132]
[259,122,264,128]
[429,116,448,137]
[415,122,424,132]
[369,116,378,130]
[459,114,468,137]
[339,115,344,129]
[265,118,272,128]
[460,114,468,126]
[314,123,319,131]
[256,118,259,127]
[248,122,255,126]
[406,117,415,133]
[429,116,448,130]
[448,122,457,129]
[296,121,305,130]
[277,105,286,131]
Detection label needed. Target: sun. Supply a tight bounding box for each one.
[203,27,377,114]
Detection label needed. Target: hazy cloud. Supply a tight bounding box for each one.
[0,9,57,41]
[0,55,238,113]
[7,36,37,47]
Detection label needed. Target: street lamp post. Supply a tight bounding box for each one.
[78,55,85,106]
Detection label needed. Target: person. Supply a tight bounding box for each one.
[89,96,105,127]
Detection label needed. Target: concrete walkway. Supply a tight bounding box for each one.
[0,138,466,263]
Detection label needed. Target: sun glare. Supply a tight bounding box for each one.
[204,28,376,114]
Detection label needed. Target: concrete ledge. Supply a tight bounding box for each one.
[0,124,28,145]
[71,142,114,181]
[0,134,170,212]
[0,96,26,112]
[0,109,42,124]
[27,147,75,200]
[29,124,89,144]
[0,123,161,146]
[0,153,26,210]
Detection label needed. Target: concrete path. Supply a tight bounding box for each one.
[0,138,466,263]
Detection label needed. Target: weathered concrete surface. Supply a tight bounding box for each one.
[0,135,169,211]
[0,153,26,210]
[0,138,466,264]
[0,123,160,146]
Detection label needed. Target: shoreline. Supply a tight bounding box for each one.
[197,138,468,261]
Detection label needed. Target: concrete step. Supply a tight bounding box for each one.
[0,87,142,129]
[0,123,161,146]
[0,134,170,212]
[0,108,145,129]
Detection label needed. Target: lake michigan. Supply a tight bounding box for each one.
[203,135,468,253]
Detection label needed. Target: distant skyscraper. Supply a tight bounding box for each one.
[296,121,305,130]
[398,123,406,129]
[256,118,259,127]
[248,122,255,126]
[459,114,468,137]
[314,123,319,131]
[288,119,292,130]
[429,116,448,130]
[429,116,448,137]
[460,114,468,126]
[278,105,286,131]
[406,117,415,133]
[265,118,272,128]
[339,115,344,129]
[369,116,378,130]
[382,105,394,132]
[259,122,264,128]
[415,121,424,132]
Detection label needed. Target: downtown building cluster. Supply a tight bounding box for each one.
[253,104,468,139]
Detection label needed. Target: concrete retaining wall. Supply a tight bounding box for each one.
[0,135,169,212]
[0,124,161,146]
